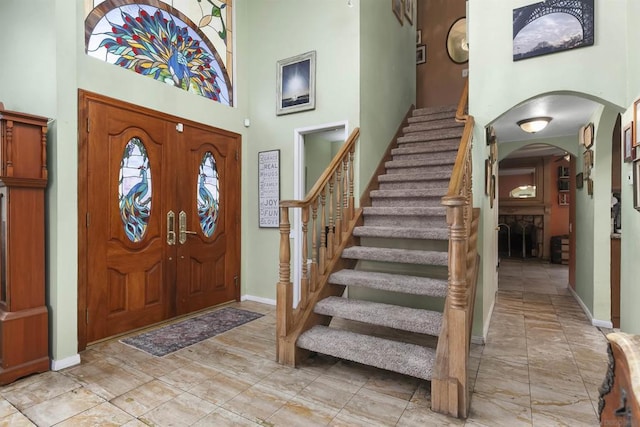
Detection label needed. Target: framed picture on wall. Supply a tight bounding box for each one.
[416,45,426,65]
[276,51,316,116]
[634,98,640,147]
[513,0,594,61]
[634,159,640,211]
[392,0,403,24]
[624,122,634,163]
[404,0,414,24]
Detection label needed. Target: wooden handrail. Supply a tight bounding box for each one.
[432,76,479,419]
[281,128,360,208]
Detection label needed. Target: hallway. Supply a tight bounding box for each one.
[0,260,609,426]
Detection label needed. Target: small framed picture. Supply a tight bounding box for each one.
[634,160,640,211]
[416,29,422,45]
[635,99,640,147]
[624,122,634,163]
[404,0,414,24]
[558,192,569,206]
[392,0,403,24]
[276,51,316,116]
[416,44,426,65]
[576,172,584,189]
[485,159,491,196]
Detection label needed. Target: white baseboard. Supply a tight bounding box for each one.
[471,335,485,345]
[241,295,276,306]
[51,354,81,371]
[471,297,495,345]
[568,287,613,329]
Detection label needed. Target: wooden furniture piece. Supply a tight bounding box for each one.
[600,332,640,426]
[0,103,49,385]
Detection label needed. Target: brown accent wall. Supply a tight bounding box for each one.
[416,0,467,109]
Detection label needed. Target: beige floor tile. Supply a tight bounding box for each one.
[398,404,465,426]
[0,399,18,418]
[476,356,530,384]
[63,357,153,401]
[0,411,36,426]
[473,375,531,408]
[110,379,181,417]
[339,386,408,426]
[55,401,134,426]
[467,391,532,427]
[257,366,320,398]
[21,388,105,427]
[189,371,254,406]
[157,358,221,392]
[297,374,361,410]
[138,391,217,427]
[1,372,80,411]
[531,398,599,426]
[363,370,420,401]
[268,395,340,426]
[221,382,290,424]
[192,407,259,426]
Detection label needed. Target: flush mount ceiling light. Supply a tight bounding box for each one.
[517,117,552,133]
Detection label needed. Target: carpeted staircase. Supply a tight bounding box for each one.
[296,105,464,380]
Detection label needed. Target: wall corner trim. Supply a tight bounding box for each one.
[568,286,613,329]
[51,354,81,371]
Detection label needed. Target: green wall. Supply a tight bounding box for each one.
[469,0,629,336]
[359,1,416,192]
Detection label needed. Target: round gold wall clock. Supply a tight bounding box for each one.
[446,17,468,64]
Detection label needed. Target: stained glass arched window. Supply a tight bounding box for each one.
[85,1,232,106]
[119,138,152,242]
[197,152,220,237]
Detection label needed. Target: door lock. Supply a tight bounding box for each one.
[179,211,197,244]
[167,211,176,245]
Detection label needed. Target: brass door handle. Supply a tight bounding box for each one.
[179,211,197,244]
[167,210,176,245]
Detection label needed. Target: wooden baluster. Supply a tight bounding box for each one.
[41,126,48,180]
[327,180,334,260]
[311,199,318,291]
[335,166,342,246]
[348,147,355,221]
[342,155,349,228]
[300,206,309,309]
[319,187,327,275]
[5,121,13,176]
[276,207,293,364]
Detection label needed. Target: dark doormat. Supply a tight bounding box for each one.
[120,307,264,357]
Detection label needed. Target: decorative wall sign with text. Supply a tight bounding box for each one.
[258,150,280,228]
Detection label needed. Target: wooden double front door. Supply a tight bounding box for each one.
[79,92,240,346]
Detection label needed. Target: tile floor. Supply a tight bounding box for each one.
[0,259,610,426]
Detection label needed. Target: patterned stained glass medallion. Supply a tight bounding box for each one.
[86,3,230,105]
[119,138,152,242]
[197,152,220,237]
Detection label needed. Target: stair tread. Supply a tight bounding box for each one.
[391,144,459,156]
[297,326,435,380]
[354,226,448,240]
[378,172,450,182]
[363,206,446,216]
[385,158,455,168]
[370,189,447,198]
[398,131,463,144]
[316,297,443,336]
[342,246,448,265]
[329,270,448,297]
[413,105,457,116]
[403,121,463,133]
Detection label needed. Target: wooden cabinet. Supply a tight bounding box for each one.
[0,103,49,385]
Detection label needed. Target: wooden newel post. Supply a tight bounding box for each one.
[276,207,293,364]
[442,195,470,418]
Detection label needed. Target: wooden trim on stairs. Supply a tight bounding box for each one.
[360,105,415,207]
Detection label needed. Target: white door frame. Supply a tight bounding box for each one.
[291,120,349,306]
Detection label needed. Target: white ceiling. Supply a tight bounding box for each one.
[490,94,601,157]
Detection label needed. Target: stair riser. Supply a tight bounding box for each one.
[403,121,463,134]
[398,131,463,143]
[357,260,449,279]
[391,146,458,157]
[372,197,444,207]
[359,237,449,252]
[397,139,460,149]
[413,106,457,116]
[391,152,457,163]
[363,215,448,228]
[408,113,457,124]
[379,180,450,190]
[386,166,453,175]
